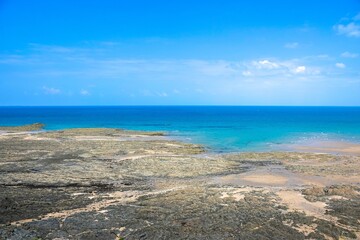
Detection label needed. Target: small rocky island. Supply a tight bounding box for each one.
[0,124,359,239]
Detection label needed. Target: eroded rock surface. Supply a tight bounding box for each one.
[0,126,359,239]
[0,123,44,132]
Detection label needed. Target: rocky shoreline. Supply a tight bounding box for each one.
[0,125,359,239]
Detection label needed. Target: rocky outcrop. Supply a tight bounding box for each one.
[0,123,44,132]
[0,126,359,239]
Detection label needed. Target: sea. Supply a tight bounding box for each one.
[1,106,360,152]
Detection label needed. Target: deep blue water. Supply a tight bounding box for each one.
[1,106,360,152]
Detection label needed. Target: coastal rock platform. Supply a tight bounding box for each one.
[0,126,359,239]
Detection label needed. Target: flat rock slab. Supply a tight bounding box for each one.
[0,126,360,239]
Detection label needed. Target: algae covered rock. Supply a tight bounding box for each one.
[0,123,45,132]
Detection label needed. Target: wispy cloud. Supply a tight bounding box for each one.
[140,90,168,97]
[341,51,358,58]
[1,45,321,81]
[335,62,346,68]
[80,89,90,95]
[157,92,168,97]
[294,66,306,73]
[334,23,360,37]
[284,42,299,49]
[0,43,356,99]
[245,59,321,77]
[242,71,252,76]
[43,86,61,95]
[252,60,280,69]
[333,13,360,37]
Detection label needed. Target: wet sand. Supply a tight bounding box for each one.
[0,125,359,239]
[282,139,360,155]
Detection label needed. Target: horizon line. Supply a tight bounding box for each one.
[1,105,360,108]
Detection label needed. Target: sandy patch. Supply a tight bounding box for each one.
[277,190,328,219]
[0,131,34,136]
[213,166,293,188]
[242,174,288,185]
[214,164,360,188]
[117,154,153,161]
[285,140,360,155]
[24,134,59,141]
[73,136,120,141]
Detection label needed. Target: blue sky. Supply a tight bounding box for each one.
[0,0,360,106]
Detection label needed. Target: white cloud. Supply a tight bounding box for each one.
[334,22,360,37]
[244,58,322,78]
[253,60,279,69]
[1,43,327,81]
[2,44,335,95]
[284,42,299,49]
[334,13,360,37]
[242,71,252,76]
[30,44,76,53]
[43,86,61,95]
[335,62,346,68]
[80,89,90,95]
[341,51,358,58]
[157,92,168,97]
[294,66,306,74]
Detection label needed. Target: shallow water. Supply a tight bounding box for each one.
[1,106,360,152]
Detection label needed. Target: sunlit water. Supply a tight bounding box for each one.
[1,106,360,152]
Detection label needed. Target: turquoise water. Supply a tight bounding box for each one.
[1,106,360,152]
